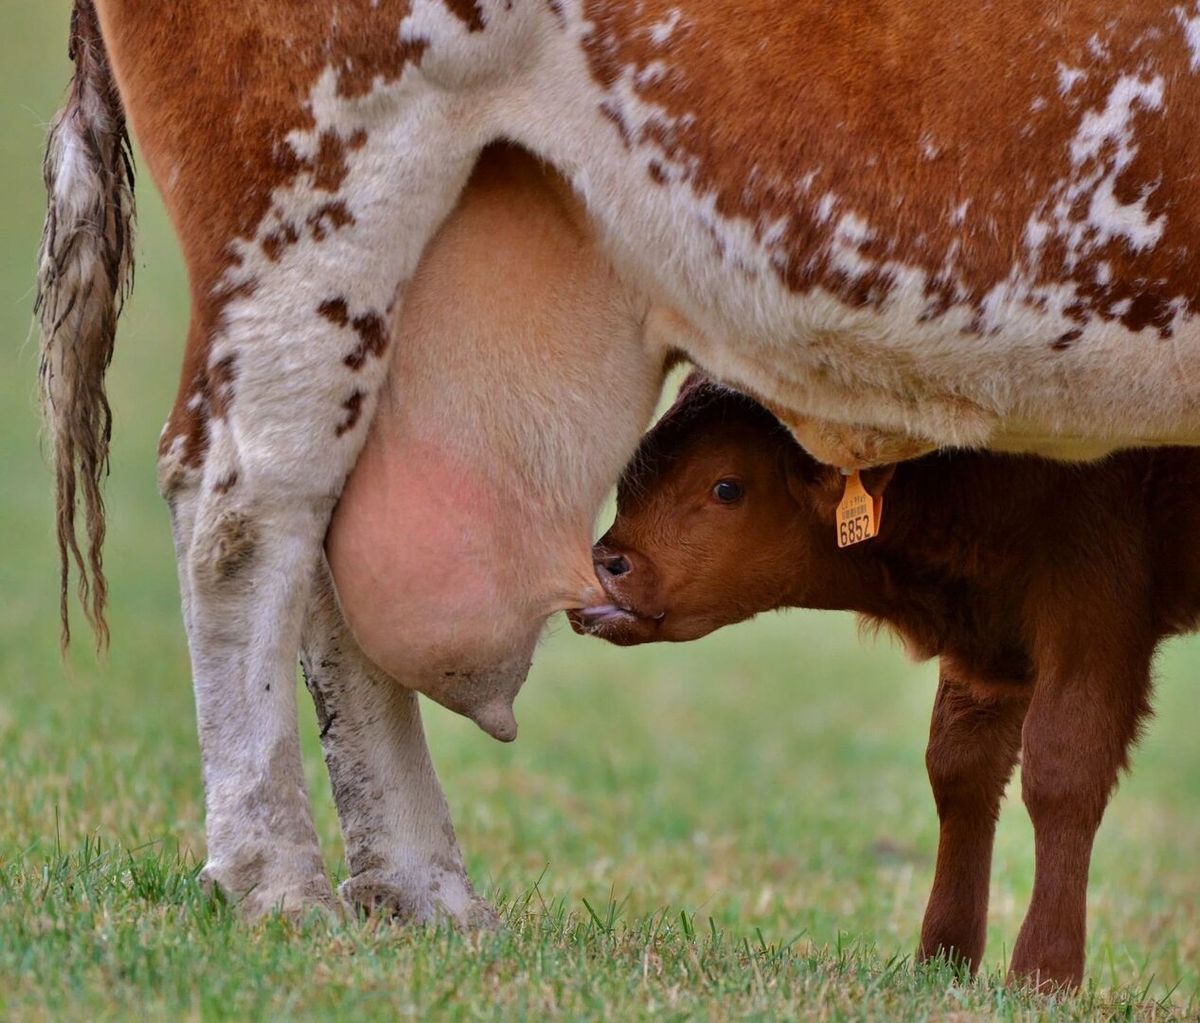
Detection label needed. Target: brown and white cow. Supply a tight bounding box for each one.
[35,0,1200,954]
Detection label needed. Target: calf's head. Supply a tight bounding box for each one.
[571,373,893,645]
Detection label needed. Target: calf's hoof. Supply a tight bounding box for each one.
[340,868,499,929]
[200,859,340,923]
[1007,931,1084,992]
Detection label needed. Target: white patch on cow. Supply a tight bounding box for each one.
[1056,63,1087,95]
[1054,74,1167,258]
[1023,215,1051,257]
[647,9,683,46]
[635,60,669,86]
[1087,33,1111,62]
[815,192,838,224]
[1173,4,1200,70]
[760,214,790,249]
[829,212,875,275]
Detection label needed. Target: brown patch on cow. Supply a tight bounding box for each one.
[343,312,389,369]
[336,390,366,436]
[647,159,667,185]
[312,131,356,191]
[158,347,242,471]
[318,297,351,328]
[261,219,300,262]
[319,297,391,369]
[444,0,486,33]
[1052,328,1085,351]
[579,2,1200,336]
[307,201,355,241]
[213,471,239,494]
[209,355,237,419]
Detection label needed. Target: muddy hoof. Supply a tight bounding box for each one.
[339,869,498,929]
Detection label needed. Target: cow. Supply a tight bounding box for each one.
[571,371,1199,989]
[34,0,1200,958]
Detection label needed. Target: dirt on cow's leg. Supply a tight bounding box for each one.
[1008,622,1154,990]
[918,664,1029,974]
[301,564,495,928]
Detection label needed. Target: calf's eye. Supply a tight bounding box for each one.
[712,479,744,504]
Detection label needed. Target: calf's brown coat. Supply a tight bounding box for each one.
[574,373,1198,989]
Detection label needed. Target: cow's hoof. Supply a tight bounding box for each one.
[339,868,498,929]
[199,861,341,923]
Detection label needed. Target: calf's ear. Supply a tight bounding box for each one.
[781,444,841,509]
[781,445,896,515]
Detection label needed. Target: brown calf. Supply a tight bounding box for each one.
[572,372,1199,990]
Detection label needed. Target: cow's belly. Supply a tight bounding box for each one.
[635,285,1200,460]
[667,293,1200,458]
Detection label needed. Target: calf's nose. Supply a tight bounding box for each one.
[594,550,632,577]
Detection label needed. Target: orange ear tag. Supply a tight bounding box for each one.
[836,470,883,548]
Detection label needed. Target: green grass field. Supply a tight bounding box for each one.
[1,4,1197,1019]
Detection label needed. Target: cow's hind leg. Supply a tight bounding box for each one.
[917,663,1030,973]
[159,377,335,918]
[300,564,494,926]
[158,134,481,917]
[163,462,338,917]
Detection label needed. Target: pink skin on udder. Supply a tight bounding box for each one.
[327,432,516,674]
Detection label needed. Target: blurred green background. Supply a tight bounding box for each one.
[0,3,1196,1017]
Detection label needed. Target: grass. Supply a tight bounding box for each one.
[1,3,1198,1019]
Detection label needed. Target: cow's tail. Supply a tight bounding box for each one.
[35,0,135,654]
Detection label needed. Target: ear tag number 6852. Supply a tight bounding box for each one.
[836,470,883,549]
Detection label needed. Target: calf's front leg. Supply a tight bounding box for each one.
[300,563,494,926]
[918,663,1029,973]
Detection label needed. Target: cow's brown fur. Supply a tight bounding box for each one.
[576,372,1199,989]
[582,1,1200,337]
